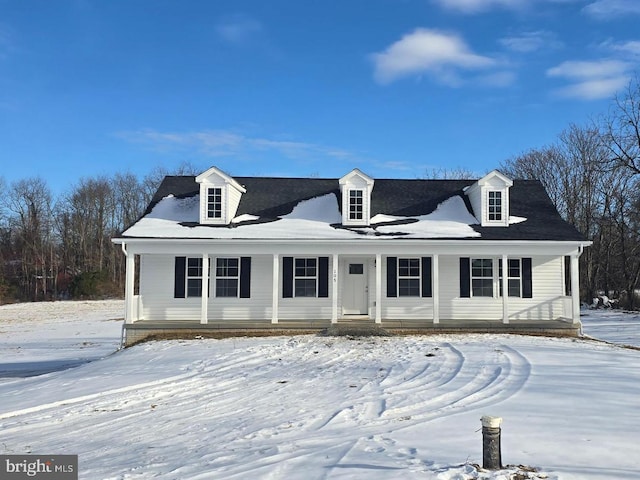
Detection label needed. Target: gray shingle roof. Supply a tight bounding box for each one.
[145,175,586,241]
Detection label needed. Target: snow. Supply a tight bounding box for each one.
[1,301,639,479]
[123,193,482,239]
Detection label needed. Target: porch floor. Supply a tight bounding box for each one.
[122,317,581,346]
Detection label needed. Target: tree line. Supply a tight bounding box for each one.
[0,163,199,302]
[1,80,639,308]
[500,78,640,309]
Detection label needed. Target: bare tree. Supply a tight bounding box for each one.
[603,76,640,176]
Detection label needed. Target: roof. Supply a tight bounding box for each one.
[123,175,587,242]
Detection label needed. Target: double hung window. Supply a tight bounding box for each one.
[294,258,317,297]
[207,187,222,219]
[349,190,364,221]
[216,258,239,297]
[471,259,493,297]
[398,258,421,297]
[499,258,522,297]
[186,258,205,297]
[488,191,502,221]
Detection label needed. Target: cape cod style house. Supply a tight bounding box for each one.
[113,167,591,345]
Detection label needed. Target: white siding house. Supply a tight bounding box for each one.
[113,167,591,345]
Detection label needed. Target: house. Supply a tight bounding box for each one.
[112,167,591,346]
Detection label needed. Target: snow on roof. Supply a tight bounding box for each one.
[123,193,487,240]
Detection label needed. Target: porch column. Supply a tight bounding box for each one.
[571,254,580,324]
[200,254,209,325]
[272,254,279,324]
[125,250,135,324]
[432,254,440,324]
[332,254,339,323]
[375,253,382,324]
[502,255,509,324]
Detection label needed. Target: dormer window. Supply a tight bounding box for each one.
[196,166,246,225]
[487,191,502,222]
[339,169,374,226]
[349,190,364,221]
[464,170,512,227]
[207,188,223,219]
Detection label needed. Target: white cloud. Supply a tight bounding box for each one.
[553,77,630,100]
[117,129,359,162]
[547,59,632,99]
[432,0,525,13]
[433,0,580,13]
[499,31,563,53]
[215,14,263,45]
[603,40,640,57]
[583,0,640,18]
[476,71,517,87]
[371,28,496,85]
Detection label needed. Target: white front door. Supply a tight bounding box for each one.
[342,259,368,315]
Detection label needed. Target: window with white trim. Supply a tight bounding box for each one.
[207,187,222,219]
[471,258,493,297]
[398,258,421,297]
[349,190,364,221]
[215,257,239,297]
[294,258,317,297]
[499,258,522,297]
[187,258,204,297]
[488,191,502,221]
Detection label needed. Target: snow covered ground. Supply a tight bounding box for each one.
[1,301,639,480]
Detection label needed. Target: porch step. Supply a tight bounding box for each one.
[322,323,392,337]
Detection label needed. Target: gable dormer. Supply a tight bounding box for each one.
[195,166,246,225]
[339,169,374,226]
[465,170,513,227]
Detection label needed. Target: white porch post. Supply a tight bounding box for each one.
[502,255,509,324]
[332,254,339,324]
[125,250,135,324]
[433,254,440,324]
[571,254,580,324]
[375,253,382,324]
[272,254,279,324]
[200,254,209,325]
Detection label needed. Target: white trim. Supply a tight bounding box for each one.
[200,254,209,324]
[125,251,135,324]
[433,254,439,324]
[375,253,382,324]
[571,254,580,324]
[272,254,279,324]
[332,254,338,323]
[502,254,509,324]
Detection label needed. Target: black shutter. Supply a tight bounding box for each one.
[174,256,186,298]
[460,257,471,298]
[240,257,251,298]
[318,257,329,298]
[421,257,432,298]
[283,257,293,298]
[387,257,397,297]
[522,257,533,298]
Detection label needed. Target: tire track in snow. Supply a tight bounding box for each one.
[380,343,531,423]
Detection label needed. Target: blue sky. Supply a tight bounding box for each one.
[2,0,640,194]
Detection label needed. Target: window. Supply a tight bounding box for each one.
[349,190,364,221]
[216,258,239,297]
[471,258,493,297]
[294,258,317,297]
[207,187,222,219]
[187,257,204,297]
[499,259,522,297]
[349,263,364,275]
[398,258,420,297]
[488,191,502,221]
